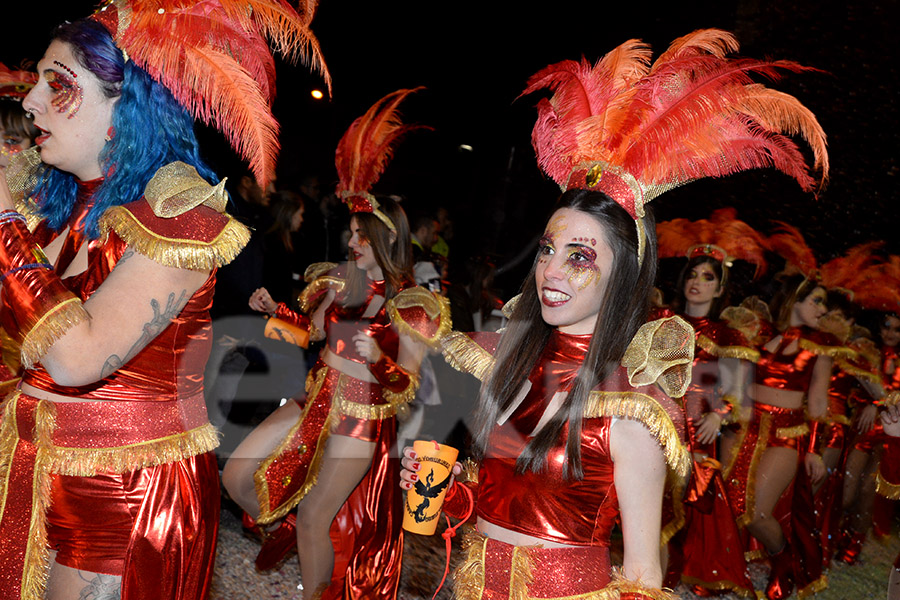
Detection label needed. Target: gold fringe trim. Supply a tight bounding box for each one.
[835,358,882,383]
[831,414,852,427]
[387,288,452,349]
[736,414,772,529]
[99,206,251,270]
[605,567,679,600]
[661,477,685,546]
[380,371,420,408]
[775,423,809,439]
[454,528,487,600]
[744,548,767,562]
[501,294,521,319]
[299,275,345,313]
[47,424,220,477]
[0,392,22,537]
[798,338,854,360]
[697,335,760,362]
[253,368,339,526]
[584,392,690,478]
[21,398,55,600]
[876,471,900,500]
[796,573,828,598]
[680,575,758,599]
[509,545,535,600]
[20,296,90,369]
[441,331,495,381]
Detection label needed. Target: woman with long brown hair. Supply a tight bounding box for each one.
[222,89,449,600]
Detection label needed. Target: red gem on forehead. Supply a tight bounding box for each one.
[571,236,596,246]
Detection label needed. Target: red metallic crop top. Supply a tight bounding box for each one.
[755,325,848,392]
[324,274,403,364]
[442,323,690,547]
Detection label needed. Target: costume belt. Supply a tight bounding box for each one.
[0,391,218,600]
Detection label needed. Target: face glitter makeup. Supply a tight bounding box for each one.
[562,245,601,289]
[47,64,83,119]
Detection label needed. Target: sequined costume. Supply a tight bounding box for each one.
[723,324,849,597]
[665,313,758,597]
[814,337,881,565]
[439,317,692,600]
[253,263,449,600]
[0,159,249,599]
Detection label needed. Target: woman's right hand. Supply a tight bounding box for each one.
[399,445,462,491]
[249,287,277,315]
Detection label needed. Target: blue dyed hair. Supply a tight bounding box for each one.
[30,18,218,238]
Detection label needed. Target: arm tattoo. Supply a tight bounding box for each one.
[77,571,121,600]
[100,289,189,379]
[114,248,136,268]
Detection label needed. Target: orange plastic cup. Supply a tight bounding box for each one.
[403,440,459,535]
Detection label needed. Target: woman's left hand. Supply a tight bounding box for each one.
[856,404,878,433]
[353,331,383,363]
[804,452,827,484]
[695,412,722,445]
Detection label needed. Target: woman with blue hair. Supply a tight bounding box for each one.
[0,1,327,598]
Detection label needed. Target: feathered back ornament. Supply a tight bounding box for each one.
[766,221,818,279]
[853,254,900,314]
[0,63,37,100]
[818,242,883,301]
[522,29,828,262]
[657,207,768,277]
[335,87,428,232]
[91,0,330,188]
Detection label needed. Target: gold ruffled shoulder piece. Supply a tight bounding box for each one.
[441,331,496,382]
[501,294,521,319]
[387,287,452,349]
[298,267,344,313]
[143,161,228,217]
[798,338,855,360]
[99,203,250,271]
[697,334,760,362]
[6,147,44,231]
[719,305,763,348]
[622,316,694,398]
[584,390,690,478]
[304,262,339,283]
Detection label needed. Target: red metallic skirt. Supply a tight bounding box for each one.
[0,391,219,600]
[254,360,406,600]
[723,401,807,524]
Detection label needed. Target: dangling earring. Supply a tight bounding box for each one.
[105,126,115,142]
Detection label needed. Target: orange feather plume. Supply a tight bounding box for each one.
[522,29,827,220]
[335,87,428,203]
[766,221,818,278]
[92,0,330,188]
[656,208,767,277]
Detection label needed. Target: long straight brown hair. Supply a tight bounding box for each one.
[344,196,414,305]
[472,189,658,479]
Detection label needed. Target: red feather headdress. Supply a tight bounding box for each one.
[657,207,768,278]
[91,0,330,188]
[335,87,428,232]
[0,63,37,100]
[521,29,828,263]
[766,221,818,279]
[847,253,900,314]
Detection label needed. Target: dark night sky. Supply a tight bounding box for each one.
[4,1,899,295]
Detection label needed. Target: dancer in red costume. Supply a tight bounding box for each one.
[655,217,766,597]
[877,400,900,600]
[0,1,327,598]
[724,272,852,599]
[401,28,828,600]
[222,89,450,600]
[833,260,900,565]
